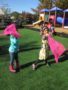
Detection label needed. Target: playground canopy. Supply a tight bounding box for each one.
[49,7,63,26]
[40,9,49,12]
[40,7,63,12]
[64,9,68,12]
[50,7,63,11]
[40,9,50,22]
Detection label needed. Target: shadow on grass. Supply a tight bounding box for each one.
[20,52,68,70]
[20,61,35,69]
[0,41,40,56]
[19,41,40,52]
[0,45,9,55]
[47,51,68,65]
[0,36,9,41]
[59,52,68,63]
[20,54,54,70]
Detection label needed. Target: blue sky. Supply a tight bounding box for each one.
[0,0,39,13]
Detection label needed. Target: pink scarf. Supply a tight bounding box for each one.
[48,35,66,63]
[3,24,20,38]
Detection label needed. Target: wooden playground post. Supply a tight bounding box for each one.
[62,12,65,29]
[54,10,57,28]
[48,11,50,22]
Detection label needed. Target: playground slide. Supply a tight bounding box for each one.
[57,17,68,27]
[56,16,63,24]
[33,20,42,25]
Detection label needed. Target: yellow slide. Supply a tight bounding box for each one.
[33,13,44,26]
[33,20,42,25]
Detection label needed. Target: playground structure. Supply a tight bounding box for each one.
[33,9,49,26]
[33,13,45,25]
[33,7,68,29]
[63,9,68,28]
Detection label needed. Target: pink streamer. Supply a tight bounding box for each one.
[48,35,66,63]
[3,24,20,38]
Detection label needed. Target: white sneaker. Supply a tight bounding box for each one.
[32,64,36,70]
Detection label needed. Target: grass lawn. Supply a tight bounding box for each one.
[0,28,68,90]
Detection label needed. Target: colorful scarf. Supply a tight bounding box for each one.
[48,35,66,63]
[3,24,20,38]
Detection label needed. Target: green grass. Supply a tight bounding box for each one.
[0,28,68,90]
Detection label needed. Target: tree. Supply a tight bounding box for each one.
[55,0,68,10]
[37,0,53,10]
[32,0,68,12]
[11,12,20,19]
[32,0,56,14]
[31,0,53,18]
[1,7,10,15]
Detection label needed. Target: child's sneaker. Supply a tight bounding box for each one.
[9,65,16,73]
[32,64,36,70]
